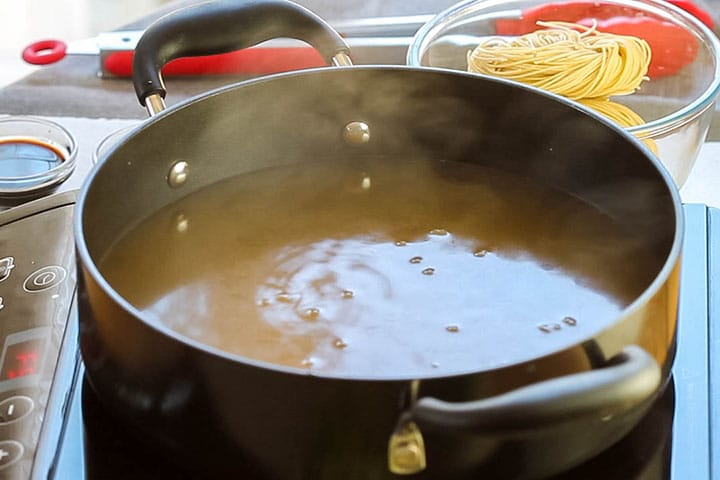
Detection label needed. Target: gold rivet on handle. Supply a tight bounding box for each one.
[342,121,370,145]
[168,160,189,188]
[388,421,427,475]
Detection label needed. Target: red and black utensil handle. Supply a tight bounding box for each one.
[411,345,660,433]
[132,0,350,108]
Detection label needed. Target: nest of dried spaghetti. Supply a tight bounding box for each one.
[467,21,656,152]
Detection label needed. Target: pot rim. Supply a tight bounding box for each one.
[74,65,685,382]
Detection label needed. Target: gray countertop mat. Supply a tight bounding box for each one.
[0,0,460,120]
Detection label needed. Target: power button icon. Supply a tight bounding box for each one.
[23,266,67,292]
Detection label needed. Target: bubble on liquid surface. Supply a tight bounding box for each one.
[445,325,460,333]
[300,307,320,321]
[563,316,578,326]
[429,228,448,236]
[276,293,296,304]
[422,267,435,275]
[341,290,354,299]
[409,256,423,264]
[538,323,562,333]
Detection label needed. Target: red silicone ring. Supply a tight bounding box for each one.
[22,40,68,65]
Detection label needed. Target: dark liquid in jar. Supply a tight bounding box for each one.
[99,158,658,378]
[0,137,66,181]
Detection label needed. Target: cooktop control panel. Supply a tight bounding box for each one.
[0,192,77,479]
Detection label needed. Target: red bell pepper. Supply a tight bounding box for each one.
[666,0,714,28]
[494,0,711,78]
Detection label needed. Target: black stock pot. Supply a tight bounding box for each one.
[74,1,683,478]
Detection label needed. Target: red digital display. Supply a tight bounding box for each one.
[0,338,45,380]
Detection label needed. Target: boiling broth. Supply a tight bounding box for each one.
[99,157,656,377]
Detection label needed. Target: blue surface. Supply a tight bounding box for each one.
[671,204,712,480]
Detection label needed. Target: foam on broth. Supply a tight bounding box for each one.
[99,157,656,378]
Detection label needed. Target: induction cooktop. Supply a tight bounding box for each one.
[0,193,716,480]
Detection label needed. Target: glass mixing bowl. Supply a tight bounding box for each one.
[407,0,720,187]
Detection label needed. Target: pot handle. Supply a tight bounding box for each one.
[132,0,350,114]
[411,345,661,433]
